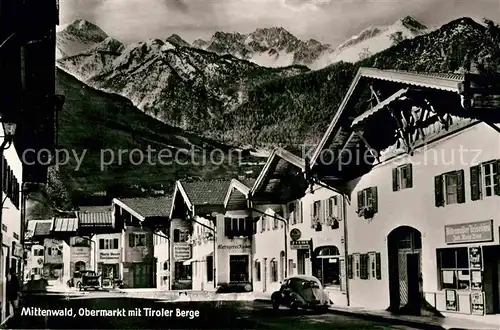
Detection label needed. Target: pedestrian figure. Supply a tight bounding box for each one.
[6,267,21,316]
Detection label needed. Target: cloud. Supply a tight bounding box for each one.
[164,0,189,13]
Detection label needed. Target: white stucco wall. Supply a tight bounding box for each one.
[346,122,500,311]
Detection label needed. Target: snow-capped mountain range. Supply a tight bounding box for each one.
[56,15,428,70]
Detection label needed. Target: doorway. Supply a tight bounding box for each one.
[387,226,422,315]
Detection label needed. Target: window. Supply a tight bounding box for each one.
[229,255,249,282]
[369,252,376,279]
[163,262,169,271]
[71,236,90,247]
[173,229,189,243]
[356,187,378,214]
[101,264,118,279]
[129,233,146,247]
[224,217,253,237]
[255,260,261,281]
[174,261,191,280]
[33,248,43,256]
[206,256,214,282]
[393,164,413,191]
[354,254,360,278]
[288,259,294,276]
[311,200,323,231]
[260,216,267,232]
[270,259,278,282]
[99,238,119,250]
[288,201,302,225]
[47,247,61,256]
[470,161,500,201]
[435,170,465,206]
[313,201,321,220]
[437,248,470,290]
[314,246,340,286]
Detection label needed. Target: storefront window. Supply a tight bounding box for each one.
[230,255,249,282]
[254,260,261,281]
[174,261,191,280]
[101,264,118,279]
[437,248,470,290]
[314,246,340,286]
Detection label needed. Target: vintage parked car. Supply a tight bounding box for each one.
[67,271,84,288]
[79,270,101,291]
[271,275,332,312]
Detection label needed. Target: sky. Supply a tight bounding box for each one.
[60,0,500,46]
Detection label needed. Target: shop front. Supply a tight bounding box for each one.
[217,242,252,290]
[425,220,499,315]
[96,237,121,288]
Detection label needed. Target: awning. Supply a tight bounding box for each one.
[183,258,196,265]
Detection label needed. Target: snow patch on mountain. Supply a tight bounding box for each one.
[310,16,429,69]
[56,19,108,59]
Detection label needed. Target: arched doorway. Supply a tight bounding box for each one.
[313,246,340,287]
[75,261,86,272]
[387,226,422,314]
[279,251,285,281]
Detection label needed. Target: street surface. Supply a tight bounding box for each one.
[4,290,424,329]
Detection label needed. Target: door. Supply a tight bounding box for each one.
[133,264,147,288]
[406,253,421,314]
[297,250,306,275]
[263,258,267,292]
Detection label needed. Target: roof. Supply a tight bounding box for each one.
[310,67,466,166]
[179,180,231,206]
[77,211,113,227]
[33,220,53,237]
[249,148,307,204]
[223,178,254,209]
[114,196,172,219]
[52,218,78,232]
[78,205,112,212]
[238,178,256,190]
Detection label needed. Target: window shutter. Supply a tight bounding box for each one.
[375,252,381,280]
[298,201,303,223]
[128,233,134,247]
[370,187,378,213]
[319,200,325,224]
[99,239,104,249]
[495,160,500,196]
[456,169,465,203]
[113,238,119,249]
[406,163,413,188]
[392,168,399,191]
[310,202,315,227]
[360,254,368,280]
[470,165,482,201]
[347,255,353,279]
[224,217,231,236]
[357,191,364,212]
[253,219,257,234]
[434,175,444,207]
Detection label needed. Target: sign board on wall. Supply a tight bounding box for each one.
[290,240,310,250]
[444,220,493,244]
[174,245,191,260]
[71,247,90,258]
[471,291,485,315]
[290,229,301,241]
[217,244,251,250]
[468,247,482,269]
[99,251,120,261]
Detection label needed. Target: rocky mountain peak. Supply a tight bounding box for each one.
[62,19,108,40]
[90,37,125,53]
[166,34,190,47]
[248,27,299,48]
[398,15,428,31]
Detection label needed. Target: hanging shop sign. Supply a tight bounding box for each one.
[444,220,493,244]
[471,291,485,315]
[468,247,482,269]
[445,290,457,311]
[290,229,301,241]
[290,240,310,250]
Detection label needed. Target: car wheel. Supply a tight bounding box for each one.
[272,299,280,311]
[289,299,298,312]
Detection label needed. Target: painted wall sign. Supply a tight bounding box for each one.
[218,244,251,249]
[290,229,301,241]
[173,244,191,260]
[99,251,120,260]
[444,220,493,244]
[290,240,310,250]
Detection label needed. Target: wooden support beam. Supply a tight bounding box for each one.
[388,106,413,155]
[354,131,380,164]
[369,84,381,104]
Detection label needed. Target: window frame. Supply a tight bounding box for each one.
[437,247,470,291]
[481,161,498,198]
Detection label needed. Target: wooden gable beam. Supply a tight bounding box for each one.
[354,130,380,164]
